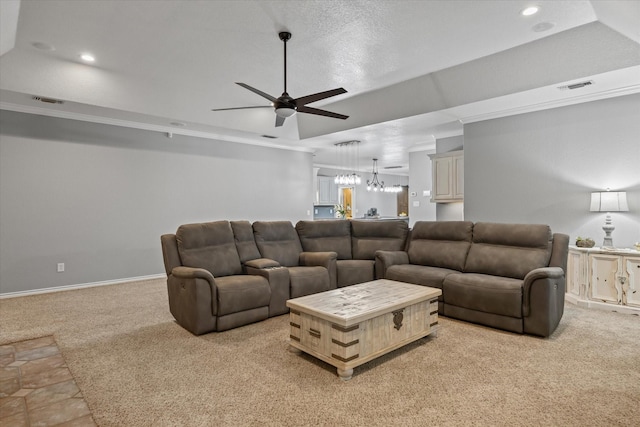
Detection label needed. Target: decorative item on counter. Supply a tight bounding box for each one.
[576,236,595,248]
[635,242,640,251]
[334,204,347,218]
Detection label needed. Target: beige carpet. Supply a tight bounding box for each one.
[1,278,639,426]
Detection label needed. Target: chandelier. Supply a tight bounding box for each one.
[334,141,361,185]
[366,158,403,192]
[366,158,384,192]
[384,184,403,193]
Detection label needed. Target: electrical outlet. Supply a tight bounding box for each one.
[57,263,65,272]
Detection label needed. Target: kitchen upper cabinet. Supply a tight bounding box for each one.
[429,150,463,203]
[317,176,338,205]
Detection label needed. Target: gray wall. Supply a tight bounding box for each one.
[408,150,436,226]
[464,93,640,248]
[0,111,314,294]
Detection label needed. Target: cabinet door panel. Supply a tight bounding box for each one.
[590,254,621,304]
[624,257,640,307]
[567,250,584,297]
[433,157,453,199]
[453,155,464,199]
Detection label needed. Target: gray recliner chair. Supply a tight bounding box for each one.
[252,221,337,298]
[161,220,275,335]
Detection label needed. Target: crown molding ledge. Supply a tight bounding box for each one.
[460,84,640,125]
[0,101,313,153]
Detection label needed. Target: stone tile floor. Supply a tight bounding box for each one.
[0,336,96,426]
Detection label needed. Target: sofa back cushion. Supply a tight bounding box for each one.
[350,220,409,260]
[464,222,552,279]
[408,221,473,271]
[230,220,262,263]
[295,220,352,260]
[175,221,243,277]
[252,221,303,267]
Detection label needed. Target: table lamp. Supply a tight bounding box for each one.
[590,190,629,248]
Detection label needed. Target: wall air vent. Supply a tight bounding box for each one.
[558,80,593,91]
[32,96,64,104]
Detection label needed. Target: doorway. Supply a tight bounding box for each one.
[397,185,409,216]
[340,187,354,219]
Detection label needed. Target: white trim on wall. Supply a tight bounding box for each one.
[0,274,165,299]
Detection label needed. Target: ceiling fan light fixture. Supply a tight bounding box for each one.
[275,107,296,118]
[212,31,348,127]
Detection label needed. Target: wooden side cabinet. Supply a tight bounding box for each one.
[428,150,463,203]
[566,246,640,313]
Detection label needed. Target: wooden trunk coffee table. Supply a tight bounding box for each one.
[286,279,441,380]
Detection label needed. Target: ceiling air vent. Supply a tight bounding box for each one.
[261,134,277,139]
[384,165,402,169]
[32,96,64,104]
[558,80,593,91]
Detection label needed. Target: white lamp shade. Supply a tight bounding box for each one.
[590,191,629,212]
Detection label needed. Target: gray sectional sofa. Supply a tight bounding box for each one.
[161,219,568,337]
[376,221,569,337]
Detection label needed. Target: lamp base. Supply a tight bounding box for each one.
[602,214,615,248]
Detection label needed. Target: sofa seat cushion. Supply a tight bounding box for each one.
[443,273,523,318]
[288,266,330,298]
[296,220,352,260]
[407,221,473,271]
[464,223,552,279]
[176,221,243,277]
[337,260,374,287]
[230,220,262,263]
[253,221,303,267]
[386,264,457,300]
[351,220,409,260]
[215,275,271,316]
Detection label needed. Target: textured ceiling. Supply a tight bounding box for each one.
[1,0,639,174]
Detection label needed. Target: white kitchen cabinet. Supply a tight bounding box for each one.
[565,246,640,313]
[317,176,338,205]
[428,150,463,203]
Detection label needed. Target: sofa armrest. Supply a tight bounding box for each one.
[245,258,281,269]
[522,267,566,337]
[299,251,337,266]
[375,250,409,279]
[300,251,338,289]
[167,267,217,335]
[246,264,290,316]
[172,266,215,282]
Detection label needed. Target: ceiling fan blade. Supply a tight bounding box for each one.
[212,106,272,111]
[236,83,277,103]
[294,88,347,106]
[297,105,348,120]
[275,115,286,127]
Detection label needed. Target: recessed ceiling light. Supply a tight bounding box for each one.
[532,22,555,32]
[80,53,95,62]
[521,6,539,16]
[32,42,55,51]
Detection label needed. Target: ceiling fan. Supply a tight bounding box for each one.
[212,31,349,127]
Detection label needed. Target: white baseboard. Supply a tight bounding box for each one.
[0,274,166,299]
[564,293,640,315]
